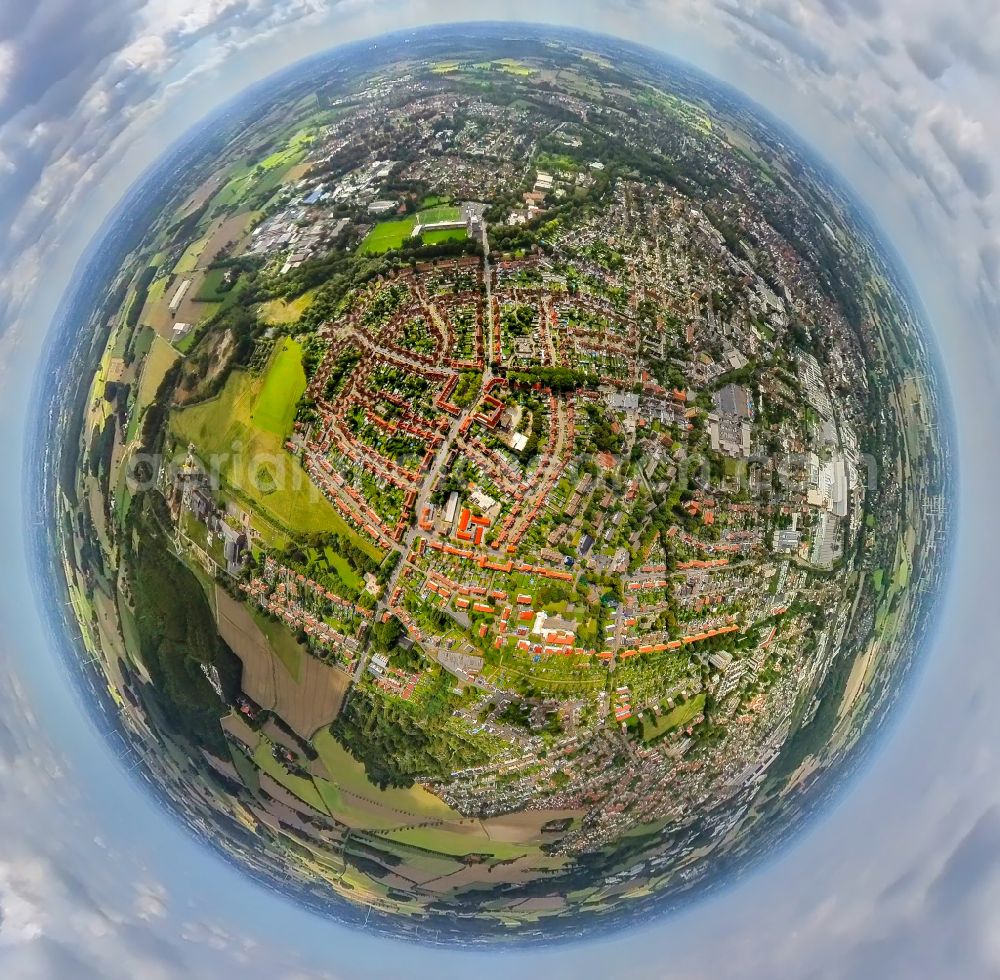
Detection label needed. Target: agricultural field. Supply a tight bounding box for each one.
[215,588,350,737]
[311,728,459,825]
[170,347,373,547]
[135,336,180,421]
[252,739,330,812]
[207,134,310,215]
[174,235,210,274]
[376,825,537,860]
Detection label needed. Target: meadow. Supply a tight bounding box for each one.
[640,693,707,743]
[170,340,378,553]
[254,338,306,435]
[258,287,318,324]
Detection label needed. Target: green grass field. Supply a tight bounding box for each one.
[422,228,467,245]
[252,740,329,813]
[130,325,155,362]
[641,693,706,743]
[170,345,380,554]
[195,268,231,302]
[535,152,580,174]
[417,205,462,224]
[254,338,305,436]
[324,547,363,590]
[359,216,416,254]
[173,236,209,275]
[258,140,308,173]
[209,134,309,214]
[145,275,169,310]
[229,743,261,794]
[493,58,535,77]
[263,126,315,165]
[312,781,415,832]
[377,825,535,860]
[252,608,304,682]
[312,728,456,821]
[210,166,256,211]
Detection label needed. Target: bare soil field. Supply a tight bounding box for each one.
[200,211,257,265]
[215,587,350,737]
[480,809,583,842]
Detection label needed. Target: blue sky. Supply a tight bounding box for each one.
[0,2,999,977]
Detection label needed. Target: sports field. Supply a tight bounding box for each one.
[422,228,467,245]
[358,216,416,254]
[417,205,462,224]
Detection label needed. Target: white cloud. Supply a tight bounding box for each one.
[0,40,15,100]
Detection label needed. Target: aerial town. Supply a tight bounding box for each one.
[53,30,951,941]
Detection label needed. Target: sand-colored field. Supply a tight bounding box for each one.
[839,638,880,720]
[200,211,258,266]
[203,752,242,785]
[136,336,180,415]
[146,269,211,337]
[510,895,567,913]
[258,288,317,324]
[283,160,314,184]
[480,808,582,842]
[215,587,350,738]
[178,174,223,216]
[417,853,567,894]
[249,799,316,838]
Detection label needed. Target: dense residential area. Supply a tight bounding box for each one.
[52,30,950,942]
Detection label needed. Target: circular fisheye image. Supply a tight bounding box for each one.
[40,24,951,944]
